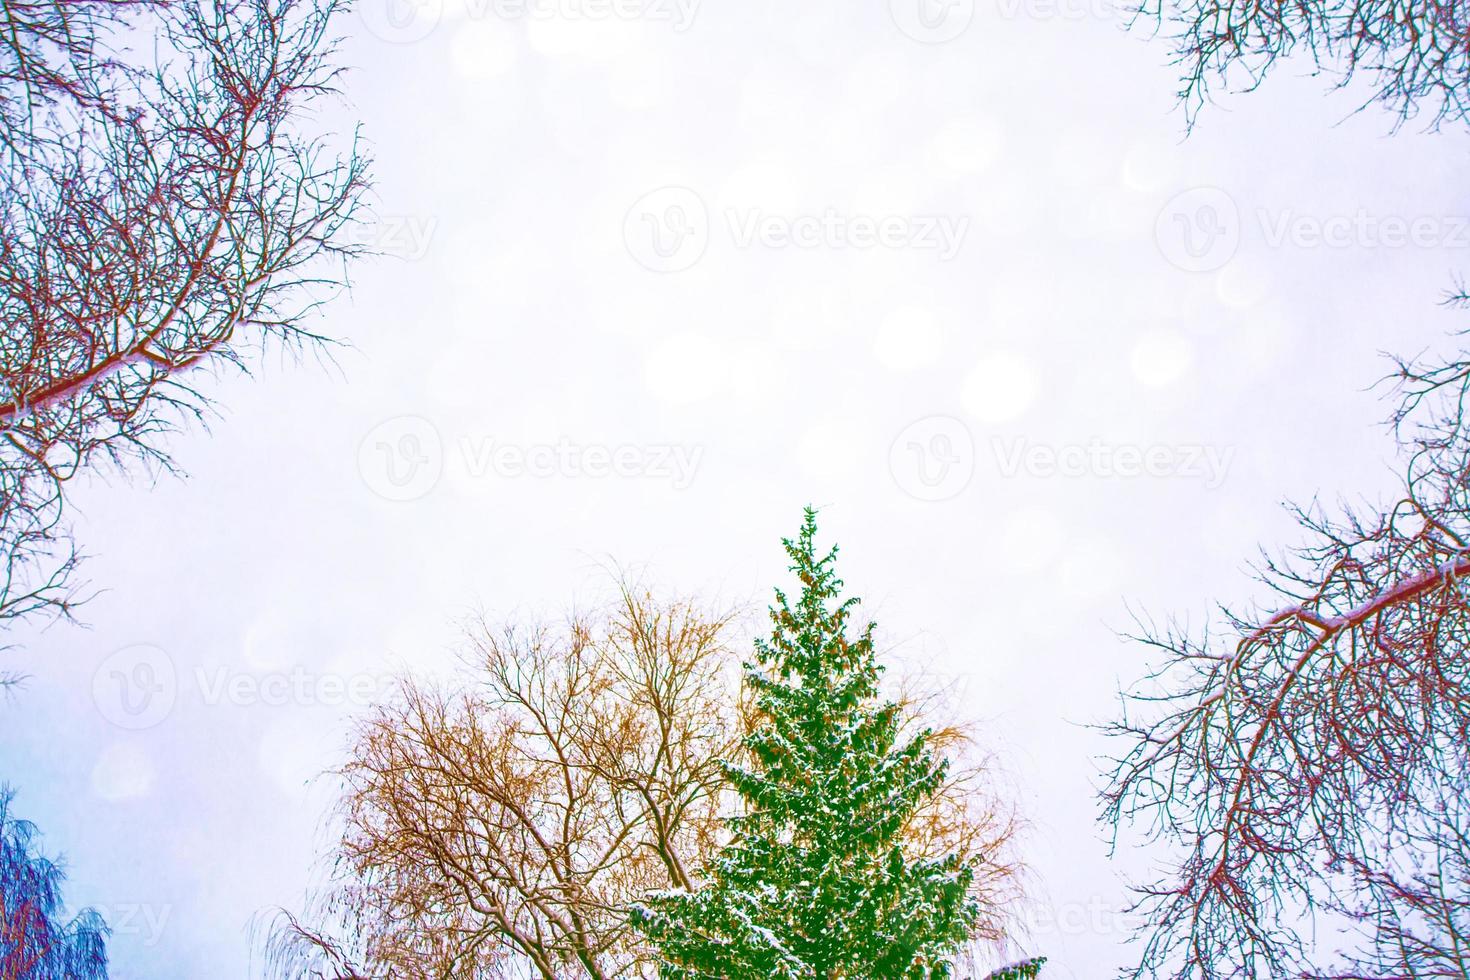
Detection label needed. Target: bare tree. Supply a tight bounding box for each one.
[1137,0,1470,128]
[267,581,1025,979]
[1328,771,1470,979]
[894,675,1031,964]
[1103,300,1470,979]
[0,0,367,632]
[267,584,741,980]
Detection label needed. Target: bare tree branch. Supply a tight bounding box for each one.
[0,0,367,632]
[1136,0,1470,129]
[1103,332,1470,977]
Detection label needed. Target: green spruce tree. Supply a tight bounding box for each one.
[633,508,982,978]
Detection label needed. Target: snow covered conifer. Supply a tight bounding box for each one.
[632,508,981,978]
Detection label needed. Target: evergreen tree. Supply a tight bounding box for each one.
[633,509,981,978]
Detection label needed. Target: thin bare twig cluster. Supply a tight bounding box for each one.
[268,586,743,980]
[0,0,367,632]
[1104,297,1470,978]
[1138,0,1470,128]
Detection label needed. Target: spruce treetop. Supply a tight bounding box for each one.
[633,508,982,979]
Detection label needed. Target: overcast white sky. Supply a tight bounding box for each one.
[4,1,1470,976]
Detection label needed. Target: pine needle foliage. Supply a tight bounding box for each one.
[633,508,981,979]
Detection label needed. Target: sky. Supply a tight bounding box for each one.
[3,0,1470,977]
